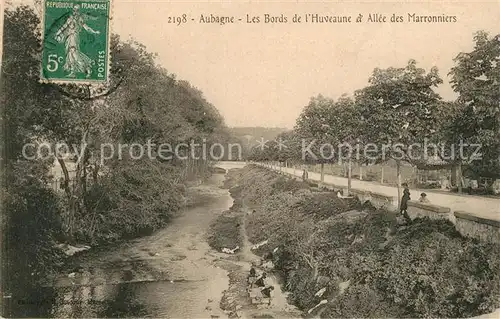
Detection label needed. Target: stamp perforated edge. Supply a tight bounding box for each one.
[38,0,113,86]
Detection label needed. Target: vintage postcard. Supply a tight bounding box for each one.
[1,0,499,318]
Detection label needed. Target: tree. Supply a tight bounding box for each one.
[1,6,231,312]
[333,95,361,193]
[1,6,67,311]
[431,101,468,191]
[449,31,500,185]
[272,131,289,170]
[295,95,337,186]
[355,60,443,206]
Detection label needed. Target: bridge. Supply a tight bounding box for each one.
[214,161,247,172]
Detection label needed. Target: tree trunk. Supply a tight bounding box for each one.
[92,163,99,184]
[193,158,197,177]
[57,157,77,240]
[320,163,325,186]
[380,166,384,184]
[183,158,188,179]
[190,157,195,177]
[312,264,319,281]
[396,160,402,209]
[57,157,71,199]
[451,164,457,187]
[81,157,88,212]
[359,164,363,180]
[347,159,352,195]
[457,161,463,193]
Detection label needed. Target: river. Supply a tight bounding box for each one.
[11,173,235,318]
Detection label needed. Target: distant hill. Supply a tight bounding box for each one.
[228,127,289,160]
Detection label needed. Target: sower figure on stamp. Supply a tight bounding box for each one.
[55,5,100,78]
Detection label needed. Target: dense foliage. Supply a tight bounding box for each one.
[230,165,500,318]
[248,31,500,192]
[449,31,500,179]
[1,5,229,315]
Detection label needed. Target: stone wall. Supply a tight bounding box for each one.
[454,211,500,244]
[370,192,398,211]
[265,164,500,245]
[350,189,398,211]
[407,201,452,221]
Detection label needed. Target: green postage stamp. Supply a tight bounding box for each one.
[40,0,111,84]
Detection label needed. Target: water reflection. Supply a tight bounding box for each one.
[5,286,55,318]
[6,173,230,318]
[100,283,149,318]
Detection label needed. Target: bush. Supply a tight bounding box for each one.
[2,162,65,303]
[73,160,185,244]
[207,211,242,251]
[271,176,309,194]
[232,165,500,318]
[416,182,441,189]
[451,186,496,196]
[364,171,380,182]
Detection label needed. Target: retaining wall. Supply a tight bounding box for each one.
[349,188,398,211]
[369,192,399,211]
[454,211,500,244]
[259,163,500,245]
[407,201,452,221]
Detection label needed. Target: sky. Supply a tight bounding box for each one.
[3,0,500,128]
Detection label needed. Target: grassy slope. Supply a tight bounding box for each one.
[227,165,500,318]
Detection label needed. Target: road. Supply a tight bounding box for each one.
[275,165,500,221]
[216,162,500,222]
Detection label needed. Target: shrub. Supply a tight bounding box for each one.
[2,162,65,300]
[73,159,185,244]
[233,165,500,318]
[207,212,242,251]
[416,182,441,189]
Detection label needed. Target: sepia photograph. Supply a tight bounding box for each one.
[0,0,499,318]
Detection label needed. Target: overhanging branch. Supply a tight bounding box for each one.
[55,72,124,101]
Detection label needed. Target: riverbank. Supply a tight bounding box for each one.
[3,174,236,318]
[206,177,302,318]
[220,165,500,318]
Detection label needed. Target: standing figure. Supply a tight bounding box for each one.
[400,183,411,222]
[302,168,309,181]
[55,5,100,78]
